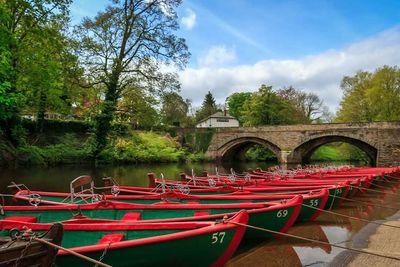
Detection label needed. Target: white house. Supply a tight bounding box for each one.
[196,111,240,128]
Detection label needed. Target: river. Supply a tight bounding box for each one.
[1,161,399,266]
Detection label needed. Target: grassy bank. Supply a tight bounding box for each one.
[310,142,370,163]
[0,125,209,166]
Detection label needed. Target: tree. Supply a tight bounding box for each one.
[0,0,71,144]
[118,87,159,128]
[196,91,218,121]
[20,21,81,133]
[277,86,324,123]
[161,92,189,126]
[226,92,252,124]
[242,84,296,126]
[74,0,189,159]
[336,71,374,122]
[366,66,400,121]
[337,66,400,122]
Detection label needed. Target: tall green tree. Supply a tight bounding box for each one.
[366,66,400,121]
[196,91,218,121]
[21,22,81,132]
[118,87,159,128]
[336,71,373,122]
[226,92,252,124]
[241,84,295,126]
[0,0,71,144]
[74,0,189,159]
[335,66,400,122]
[277,86,324,123]
[161,92,189,126]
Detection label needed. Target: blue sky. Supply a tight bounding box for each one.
[70,0,400,111]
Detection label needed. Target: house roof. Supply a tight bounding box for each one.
[197,111,237,124]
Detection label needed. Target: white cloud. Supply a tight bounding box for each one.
[199,46,236,67]
[179,27,400,111]
[181,8,196,29]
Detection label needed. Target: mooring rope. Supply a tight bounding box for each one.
[0,193,19,197]
[368,182,396,190]
[378,178,400,185]
[32,237,111,267]
[385,174,400,180]
[302,203,400,229]
[230,221,400,261]
[329,194,400,210]
[352,185,400,197]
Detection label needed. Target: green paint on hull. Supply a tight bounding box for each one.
[370,176,381,186]
[0,227,237,267]
[325,187,346,209]
[56,229,236,267]
[1,203,296,240]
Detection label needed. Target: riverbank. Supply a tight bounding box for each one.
[347,219,400,266]
[329,218,400,267]
[0,130,210,166]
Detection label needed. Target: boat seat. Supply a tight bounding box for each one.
[194,211,209,216]
[98,233,125,244]
[121,212,141,221]
[4,216,37,223]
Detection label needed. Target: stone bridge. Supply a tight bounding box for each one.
[205,122,400,167]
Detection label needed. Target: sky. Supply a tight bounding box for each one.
[70,0,400,112]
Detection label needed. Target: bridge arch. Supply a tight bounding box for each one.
[291,135,378,166]
[217,137,281,161]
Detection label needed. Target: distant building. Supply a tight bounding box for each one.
[196,111,240,128]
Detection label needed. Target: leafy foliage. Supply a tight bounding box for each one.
[1,0,72,145]
[336,66,400,122]
[161,92,189,126]
[101,132,185,163]
[245,145,277,161]
[311,142,370,164]
[118,87,160,128]
[277,86,327,123]
[226,92,252,124]
[74,0,189,158]
[241,85,296,126]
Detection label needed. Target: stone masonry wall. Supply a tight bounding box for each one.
[205,122,400,167]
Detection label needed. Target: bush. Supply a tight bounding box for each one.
[100,132,185,163]
[17,146,46,165]
[187,151,208,162]
[245,145,277,161]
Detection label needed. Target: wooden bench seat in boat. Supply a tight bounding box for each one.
[121,212,141,221]
[97,233,125,244]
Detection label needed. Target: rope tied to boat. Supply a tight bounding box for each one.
[352,185,400,197]
[302,203,400,229]
[217,215,229,225]
[95,241,111,267]
[13,235,33,267]
[229,221,400,262]
[385,174,400,180]
[328,194,400,210]
[11,226,111,267]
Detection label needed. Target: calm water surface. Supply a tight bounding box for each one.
[1,161,399,267]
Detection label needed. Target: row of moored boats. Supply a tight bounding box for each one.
[0,166,399,266]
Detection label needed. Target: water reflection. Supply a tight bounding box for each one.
[227,181,400,267]
[0,162,277,192]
